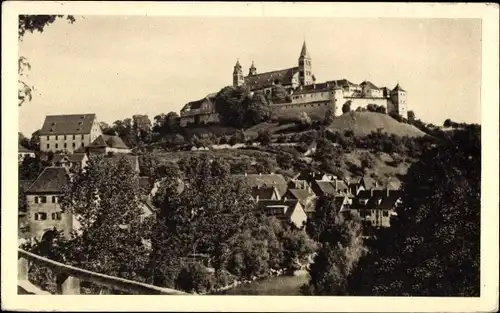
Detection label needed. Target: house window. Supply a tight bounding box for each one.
[34,196,39,204]
[64,135,67,140]
[34,213,39,220]
[81,142,84,147]
[73,142,76,148]
[64,143,67,149]
[51,212,62,220]
[73,134,76,140]
[46,136,49,140]
[55,135,58,140]
[46,144,50,149]
[40,196,47,203]
[55,143,58,149]
[39,212,47,220]
[81,134,84,139]
[383,211,389,217]
[52,196,57,203]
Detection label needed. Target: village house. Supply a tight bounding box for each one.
[310,178,351,198]
[84,134,131,154]
[284,188,317,217]
[18,144,35,163]
[257,199,308,229]
[23,166,76,240]
[233,173,288,198]
[348,189,402,228]
[51,153,89,171]
[39,114,102,153]
[250,185,282,202]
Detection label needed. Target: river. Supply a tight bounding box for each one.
[220,274,310,295]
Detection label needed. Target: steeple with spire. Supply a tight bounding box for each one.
[233,59,244,87]
[248,61,257,76]
[298,40,313,86]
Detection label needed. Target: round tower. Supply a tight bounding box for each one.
[233,59,244,87]
[389,83,407,118]
[298,41,313,86]
[332,86,345,117]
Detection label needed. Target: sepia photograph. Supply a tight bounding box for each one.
[2,1,499,312]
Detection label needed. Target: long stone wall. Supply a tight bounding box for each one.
[270,101,333,120]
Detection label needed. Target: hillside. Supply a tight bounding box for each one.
[328,112,426,137]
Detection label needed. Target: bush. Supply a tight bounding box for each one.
[175,263,214,294]
[342,101,352,114]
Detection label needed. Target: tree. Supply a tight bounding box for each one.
[304,195,366,295]
[23,154,154,293]
[347,125,480,296]
[19,155,50,181]
[99,122,116,135]
[19,132,31,150]
[376,106,386,114]
[151,156,260,287]
[323,107,335,125]
[228,130,246,146]
[256,130,272,146]
[133,115,153,145]
[29,129,41,151]
[269,85,292,104]
[342,101,351,114]
[18,15,76,106]
[443,118,453,128]
[281,227,317,271]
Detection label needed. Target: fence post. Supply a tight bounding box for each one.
[18,256,29,280]
[58,274,81,295]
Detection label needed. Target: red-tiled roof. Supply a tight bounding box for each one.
[39,114,96,135]
[244,67,299,91]
[25,167,69,194]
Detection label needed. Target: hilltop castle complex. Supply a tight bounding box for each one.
[179,41,408,127]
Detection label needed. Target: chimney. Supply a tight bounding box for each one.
[387,188,390,197]
[371,189,374,197]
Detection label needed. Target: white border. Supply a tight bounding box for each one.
[2,2,499,312]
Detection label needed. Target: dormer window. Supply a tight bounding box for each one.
[79,121,83,125]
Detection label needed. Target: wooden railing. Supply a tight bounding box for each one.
[18,249,187,295]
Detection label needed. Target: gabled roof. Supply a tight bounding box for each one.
[88,135,129,150]
[327,79,358,88]
[39,114,96,135]
[360,81,380,90]
[18,144,33,153]
[244,67,299,91]
[19,180,34,191]
[52,153,87,164]
[251,186,278,200]
[311,179,350,197]
[257,199,302,219]
[233,173,288,196]
[392,84,406,92]
[25,167,69,194]
[181,95,215,112]
[285,189,316,212]
[351,189,402,210]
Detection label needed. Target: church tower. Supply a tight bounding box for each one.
[248,61,257,76]
[298,41,313,86]
[233,59,244,87]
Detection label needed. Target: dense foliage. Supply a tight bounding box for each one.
[346,125,481,296]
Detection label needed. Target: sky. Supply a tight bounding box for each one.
[18,16,481,136]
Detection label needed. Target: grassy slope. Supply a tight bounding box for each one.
[338,149,415,189]
[328,112,426,137]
